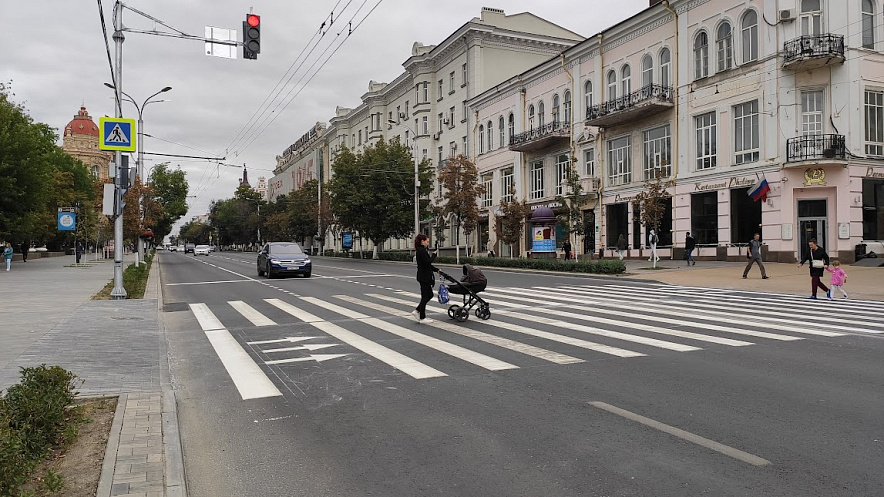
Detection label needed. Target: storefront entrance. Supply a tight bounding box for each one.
[798,199,827,260]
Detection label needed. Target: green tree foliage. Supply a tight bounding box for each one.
[635,171,671,235]
[146,163,188,242]
[554,158,592,247]
[327,140,432,255]
[209,184,264,246]
[436,154,484,246]
[495,187,531,257]
[178,220,211,244]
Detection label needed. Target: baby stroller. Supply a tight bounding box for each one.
[437,264,491,322]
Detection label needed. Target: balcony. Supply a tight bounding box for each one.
[783,34,845,71]
[586,84,674,127]
[580,177,601,192]
[508,120,570,152]
[785,134,846,164]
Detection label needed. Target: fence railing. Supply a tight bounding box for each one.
[509,120,570,147]
[786,134,846,162]
[783,34,845,64]
[586,84,673,121]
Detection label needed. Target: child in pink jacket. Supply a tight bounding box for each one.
[825,259,848,299]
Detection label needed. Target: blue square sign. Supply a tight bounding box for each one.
[99,117,137,152]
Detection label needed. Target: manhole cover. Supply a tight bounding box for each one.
[163,302,190,312]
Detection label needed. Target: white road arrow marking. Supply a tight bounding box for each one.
[247,336,321,345]
[265,354,349,365]
[262,343,340,353]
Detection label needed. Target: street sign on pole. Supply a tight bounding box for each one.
[99,117,137,152]
[206,26,237,59]
[57,208,76,231]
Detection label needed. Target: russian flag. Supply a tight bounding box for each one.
[748,178,770,202]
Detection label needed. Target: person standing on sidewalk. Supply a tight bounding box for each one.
[562,239,572,260]
[647,229,659,262]
[684,232,696,266]
[798,238,830,299]
[20,241,28,262]
[3,242,13,271]
[616,234,627,261]
[412,234,439,323]
[742,233,768,279]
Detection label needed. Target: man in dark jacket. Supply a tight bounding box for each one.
[798,238,830,299]
[742,233,768,279]
[684,232,696,266]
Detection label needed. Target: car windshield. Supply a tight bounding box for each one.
[270,244,304,256]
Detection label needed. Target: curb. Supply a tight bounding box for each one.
[95,393,127,497]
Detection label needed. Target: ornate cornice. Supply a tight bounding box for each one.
[602,13,673,53]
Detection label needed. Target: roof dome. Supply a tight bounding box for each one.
[531,206,556,223]
[64,106,99,137]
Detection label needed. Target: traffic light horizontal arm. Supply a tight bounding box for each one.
[122,28,243,46]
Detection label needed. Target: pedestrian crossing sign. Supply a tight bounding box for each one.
[99,117,137,151]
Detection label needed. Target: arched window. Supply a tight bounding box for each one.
[694,31,709,79]
[584,81,594,116]
[508,113,515,142]
[487,120,493,150]
[538,101,545,127]
[660,48,671,88]
[528,105,535,129]
[607,70,617,101]
[552,94,561,123]
[499,116,505,148]
[741,11,758,63]
[863,0,875,49]
[91,165,99,178]
[717,22,733,71]
[621,65,631,97]
[563,90,572,124]
[641,55,653,87]
[479,125,485,154]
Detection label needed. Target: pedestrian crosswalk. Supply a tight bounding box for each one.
[186,283,884,399]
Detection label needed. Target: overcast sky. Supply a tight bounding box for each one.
[0,0,648,234]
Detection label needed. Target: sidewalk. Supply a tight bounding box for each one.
[0,254,185,497]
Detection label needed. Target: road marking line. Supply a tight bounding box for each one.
[337,295,585,364]
[189,303,282,400]
[166,280,257,286]
[229,301,277,327]
[265,298,446,379]
[589,401,771,466]
[302,296,518,371]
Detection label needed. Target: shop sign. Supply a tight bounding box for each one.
[804,168,826,186]
[866,166,884,179]
[530,202,562,210]
[694,176,755,192]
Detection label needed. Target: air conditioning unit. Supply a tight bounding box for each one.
[443,117,450,125]
[779,9,795,22]
[433,132,441,140]
[399,112,407,119]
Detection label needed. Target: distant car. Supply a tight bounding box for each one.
[257,242,312,278]
[184,243,195,254]
[169,245,178,252]
[194,245,210,256]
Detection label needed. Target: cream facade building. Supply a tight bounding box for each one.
[471,0,884,263]
[62,106,114,181]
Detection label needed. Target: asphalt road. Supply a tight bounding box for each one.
[159,250,884,497]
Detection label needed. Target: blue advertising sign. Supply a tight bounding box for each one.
[57,212,76,231]
[531,226,556,252]
[342,232,353,250]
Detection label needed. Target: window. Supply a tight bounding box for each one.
[863,178,884,239]
[462,102,467,122]
[479,125,485,154]
[528,104,535,129]
[563,91,572,124]
[801,90,824,136]
[584,81,594,116]
[695,112,717,170]
[405,100,409,118]
[538,101,545,127]
[865,89,884,155]
[450,106,456,128]
[552,94,561,122]
[621,65,631,97]
[358,129,362,145]
[584,148,596,176]
[438,113,444,132]
[422,82,429,103]
[695,31,709,79]
[607,71,617,101]
[449,141,457,157]
[422,116,428,135]
[508,113,515,143]
[481,174,493,207]
[801,0,822,37]
[555,154,571,196]
[641,55,653,87]
[91,165,99,178]
[643,124,672,179]
[717,22,733,72]
[438,79,443,100]
[863,0,875,49]
[487,120,493,151]
[449,71,455,93]
[530,160,545,199]
[660,48,671,88]
[691,192,719,245]
[731,188,762,245]
[733,100,760,164]
[741,11,758,63]
[501,167,514,202]
[462,136,467,156]
[499,117,505,148]
[462,63,467,86]
[607,136,632,186]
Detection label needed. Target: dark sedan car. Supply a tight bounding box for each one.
[257,242,312,278]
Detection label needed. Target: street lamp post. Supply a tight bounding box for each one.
[388,120,420,239]
[104,83,171,267]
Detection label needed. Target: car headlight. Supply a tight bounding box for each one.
[303,258,311,264]
[269,258,280,264]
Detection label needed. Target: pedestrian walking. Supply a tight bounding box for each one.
[742,233,769,279]
[684,232,696,266]
[616,234,627,261]
[20,241,28,262]
[798,238,830,299]
[647,229,659,262]
[75,241,84,264]
[562,239,572,260]
[825,259,848,299]
[412,234,439,323]
[3,242,13,271]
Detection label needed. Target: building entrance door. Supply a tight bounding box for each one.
[798,199,828,261]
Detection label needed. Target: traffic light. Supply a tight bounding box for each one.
[243,14,260,60]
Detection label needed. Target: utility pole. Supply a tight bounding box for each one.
[111,1,127,299]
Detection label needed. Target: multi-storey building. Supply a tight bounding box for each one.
[269,7,583,251]
[471,0,884,263]
[62,105,114,181]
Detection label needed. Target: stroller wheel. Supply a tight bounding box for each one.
[454,306,470,322]
[475,306,491,320]
[448,305,461,320]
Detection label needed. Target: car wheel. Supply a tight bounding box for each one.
[267,269,275,279]
[303,271,311,278]
[257,266,265,276]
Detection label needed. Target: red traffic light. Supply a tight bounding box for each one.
[247,14,260,27]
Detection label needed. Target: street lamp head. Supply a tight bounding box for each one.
[161,86,172,93]
[104,82,115,89]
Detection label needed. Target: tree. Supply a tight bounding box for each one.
[327,140,432,258]
[495,187,531,258]
[147,163,188,243]
[210,184,264,247]
[554,158,592,255]
[436,154,484,261]
[634,171,672,268]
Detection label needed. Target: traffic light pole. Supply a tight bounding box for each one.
[111,1,127,299]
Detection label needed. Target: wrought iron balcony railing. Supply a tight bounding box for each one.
[783,34,845,66]
[508,120,570,152]
[586,84,674,126]
[786,134,846,162]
